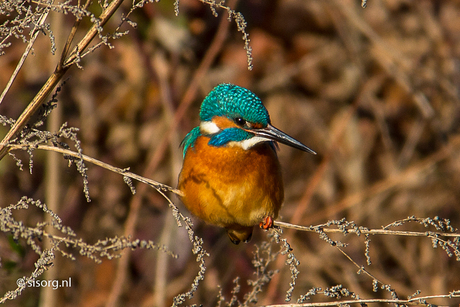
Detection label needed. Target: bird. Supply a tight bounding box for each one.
[178,83,316,244]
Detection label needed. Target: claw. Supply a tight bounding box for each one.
[259,216,274,230]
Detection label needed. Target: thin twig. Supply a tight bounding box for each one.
[62,0,124,68]
[265,292,460,307]
[274,221,460,239]
[0,7,51,105]
[57,0,92,71]
[7,143,183,196]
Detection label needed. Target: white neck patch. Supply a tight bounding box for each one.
[228,136,270,150]
[200,121,220,134]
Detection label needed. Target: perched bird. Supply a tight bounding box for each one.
[178,84,316,244]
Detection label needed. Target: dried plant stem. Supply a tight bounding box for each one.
[0,71,67,159]
[40,81,62,307]
[40,17,65,302]
[6,144,183,196]
[62,0,123,68]
[265,292,460,307]
[0,7,51,105]
[274,221,460,239]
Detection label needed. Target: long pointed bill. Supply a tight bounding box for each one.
[252,124,316,155]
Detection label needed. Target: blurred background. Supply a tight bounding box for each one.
[1,0,460,306]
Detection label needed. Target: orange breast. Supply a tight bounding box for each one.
[178,136,284,230]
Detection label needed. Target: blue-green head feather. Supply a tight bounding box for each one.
[199,84,270,126]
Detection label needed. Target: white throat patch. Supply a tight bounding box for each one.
[228,136,270,150]
[200,121,220,134]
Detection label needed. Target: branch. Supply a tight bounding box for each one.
[62,0,124,68]
[7,143,183,197]
[0,6,51,105]
[266,291,460,307]
[274,221,460,239]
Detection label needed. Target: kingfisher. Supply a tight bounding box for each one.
[178,84,316,244]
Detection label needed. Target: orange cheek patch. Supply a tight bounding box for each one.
[251,123,264,129]
[212,116,238,129]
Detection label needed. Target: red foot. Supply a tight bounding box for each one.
[259,216,274,230]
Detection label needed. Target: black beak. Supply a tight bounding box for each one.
[252,124,316,155]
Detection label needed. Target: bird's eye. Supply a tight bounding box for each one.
[234,117,246,127]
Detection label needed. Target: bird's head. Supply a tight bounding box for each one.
[182,83,316,155]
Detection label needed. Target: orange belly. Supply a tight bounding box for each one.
[178,136,284,243]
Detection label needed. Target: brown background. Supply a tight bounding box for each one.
[1,0,460,306]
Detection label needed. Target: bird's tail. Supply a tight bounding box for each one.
[226,227,253,244]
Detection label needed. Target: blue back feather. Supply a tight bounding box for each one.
[181,127,200,157]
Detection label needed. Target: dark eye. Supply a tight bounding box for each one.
[234,117,246,127]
